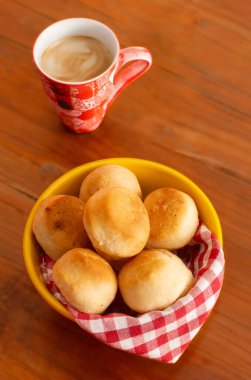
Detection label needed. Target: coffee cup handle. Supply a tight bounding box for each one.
[107,47,152,107]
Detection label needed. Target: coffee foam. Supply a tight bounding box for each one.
[41,36,112,82]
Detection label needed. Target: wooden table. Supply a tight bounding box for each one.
[1,1,250,379]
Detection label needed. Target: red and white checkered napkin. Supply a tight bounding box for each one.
[41,223,225,363]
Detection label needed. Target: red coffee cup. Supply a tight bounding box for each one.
[33,18,152,133]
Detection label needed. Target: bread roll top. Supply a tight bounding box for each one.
[79,164,142,202]
[84,187,150,260]
[32,195,89,261]
[118,249,194,313]
[52,248,117,314]
[144,187,199,250]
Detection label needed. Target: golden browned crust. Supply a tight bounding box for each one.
[118,249,194,313]
[144,188,199,250]
[52,248,117,314]
[32,195,89,261]
[83,187,150,260]
[79,164,142,202]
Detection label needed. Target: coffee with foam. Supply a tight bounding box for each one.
[40,35,112,82]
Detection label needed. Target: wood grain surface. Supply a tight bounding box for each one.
[0,0,250,379]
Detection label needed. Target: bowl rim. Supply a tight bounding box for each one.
[23,157,223,320]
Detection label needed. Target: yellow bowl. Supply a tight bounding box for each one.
[23,158,223,320]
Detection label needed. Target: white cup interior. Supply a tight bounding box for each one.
[33,18,119,82]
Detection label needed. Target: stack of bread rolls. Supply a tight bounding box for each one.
[33,165,199,315]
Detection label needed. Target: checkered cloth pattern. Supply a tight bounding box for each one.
[41,223,224,363]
